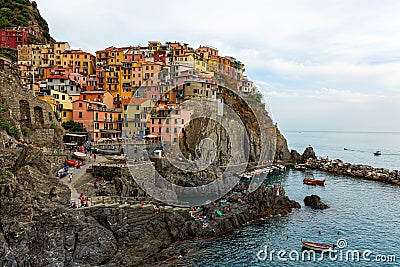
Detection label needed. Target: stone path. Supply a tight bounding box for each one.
[59,155,107,204]
[60,162,89,204]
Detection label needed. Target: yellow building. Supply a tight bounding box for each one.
[122,98,154,138]
[61,50,96,76]
[17,44,44,91]
[50,89,74,123]
[96,47,130,100]
[194,53,208,73]
[54,42,70,66]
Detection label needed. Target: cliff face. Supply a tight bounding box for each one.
[161,87,285,187]
[274,127,291,161]
[0,70,63,148]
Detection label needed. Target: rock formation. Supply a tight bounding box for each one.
[304,195,329,210]
[301,146,316,162]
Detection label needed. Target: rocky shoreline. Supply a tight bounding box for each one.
[304,156,400,185]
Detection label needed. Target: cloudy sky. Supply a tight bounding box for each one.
[35,0,400,132]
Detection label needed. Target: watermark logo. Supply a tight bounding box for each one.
[256,239,396,263]
[123,69,276,206]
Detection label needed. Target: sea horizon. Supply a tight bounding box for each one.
[283,130,400,134]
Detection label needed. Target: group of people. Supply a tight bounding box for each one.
[2,139,28,149]
[78,193,90,207]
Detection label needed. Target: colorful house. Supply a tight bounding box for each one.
[72,97,122,141]
[122,98,154,138]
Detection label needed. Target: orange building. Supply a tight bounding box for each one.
[61,49,95,76]
[73,95,122,141]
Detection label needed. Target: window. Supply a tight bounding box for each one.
[78,103,82,107]
[78,112,82,118]
[136,105,140,110]
[181,119,184,124]
[166,127,169,133]
[63,112,66,117]
[174,128,177,133]
[174,119,178,124]
[83,95,86,100]
[62,95,65,100]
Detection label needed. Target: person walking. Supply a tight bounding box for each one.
[69,173,73,183]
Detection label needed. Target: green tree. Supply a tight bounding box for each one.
[62,121,87,132]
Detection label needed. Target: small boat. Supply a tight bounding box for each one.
[65,159,77,167]
[374,151,381,156]
[57,166,69,178]
[302,240,334,252]
[294,164,307,171]
[344,148,348,150]
[303,177,325,186]
[73,152,87,160]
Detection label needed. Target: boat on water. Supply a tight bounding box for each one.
[294,164,307,171]
[301,240,334,252]
[374,151,381,156]
[303,176,325,186]
[57,166,69,178]
[73,152,87,160]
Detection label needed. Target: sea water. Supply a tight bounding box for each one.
[178,131,400,266]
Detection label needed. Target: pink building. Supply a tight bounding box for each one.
[73,99,122,141]
[147,100,192,143]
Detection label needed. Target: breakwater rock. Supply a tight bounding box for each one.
[304,195,329,210]
[305,157,400,185]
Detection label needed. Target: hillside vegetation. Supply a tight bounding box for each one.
[0,0,52,42]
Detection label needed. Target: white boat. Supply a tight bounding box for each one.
[73,152,87,160]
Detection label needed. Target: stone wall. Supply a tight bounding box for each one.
[0,69,63,148]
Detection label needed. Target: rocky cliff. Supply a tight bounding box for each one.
[0,145,300,266]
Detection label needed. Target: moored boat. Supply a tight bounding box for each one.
[303,177,325,186]
[294,164,307,171]
[57,166,69,178]
[301,240,334,252]
[65,159,77,167]
[73,152,87,160]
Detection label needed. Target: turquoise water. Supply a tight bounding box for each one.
[285,131,400,170]
[178,132,400,266]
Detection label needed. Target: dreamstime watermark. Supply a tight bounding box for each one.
[256,239,397,263]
